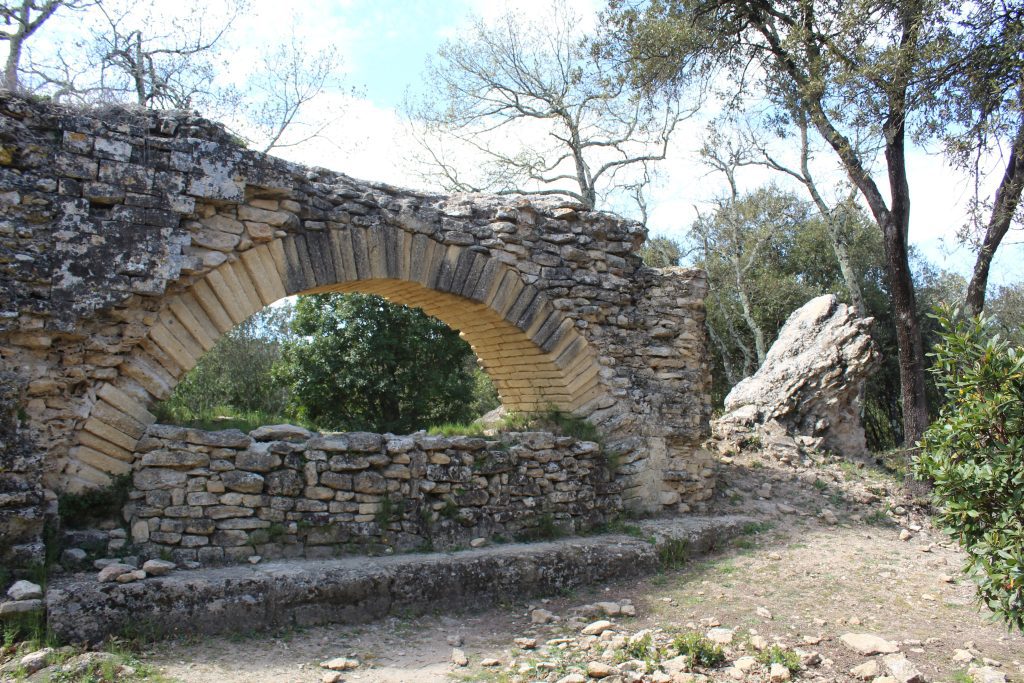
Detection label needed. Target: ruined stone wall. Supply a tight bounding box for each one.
[0,93,714,567]
[127,424,618,565]
[0,371,50,570]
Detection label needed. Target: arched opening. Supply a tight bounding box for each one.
[152,292,501,435]
[64,230,606,488]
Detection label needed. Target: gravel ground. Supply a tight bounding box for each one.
[140,446,1024,683]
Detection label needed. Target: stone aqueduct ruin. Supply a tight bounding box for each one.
[0,95,714,568]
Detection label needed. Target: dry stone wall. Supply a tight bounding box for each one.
[128,424,618,564]
[0,93,714,569]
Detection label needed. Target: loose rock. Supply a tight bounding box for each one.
[6,580,42,600]
[840,633,900,656]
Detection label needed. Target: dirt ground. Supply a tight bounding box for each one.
[139,446,1024,683]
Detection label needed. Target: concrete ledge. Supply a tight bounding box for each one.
[46,515,752,644]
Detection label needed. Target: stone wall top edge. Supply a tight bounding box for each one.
[0,92,645,233]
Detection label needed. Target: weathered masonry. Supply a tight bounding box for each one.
[0,94,714,568]
[128,424,619,564]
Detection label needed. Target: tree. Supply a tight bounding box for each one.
[638,235,684,267]
[275,293,483,434]
[931,2,1024,315]
[600,0,998,445]
[89,0,238,109]
[406,1,693,217]
[692,186,822,387]
[0,0,91,90]
[688,182,900,441]
[239,32,344,154]
[155,302,294,425]
[4,1,345,155]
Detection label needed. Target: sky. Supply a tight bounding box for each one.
[18,0,1024,289]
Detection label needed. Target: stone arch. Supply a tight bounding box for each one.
[65,232,603,487]
[0,94,715,529]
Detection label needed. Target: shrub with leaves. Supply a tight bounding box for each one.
[671,631,725,667]
[915,306,1024,631]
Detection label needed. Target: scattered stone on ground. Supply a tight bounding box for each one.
[840,632,901,656]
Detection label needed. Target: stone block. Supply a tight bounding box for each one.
[353,472,387,495]
[134,468,187,491]
[236,450,282,472]
[141,450,210,469]
[220,470,264,494]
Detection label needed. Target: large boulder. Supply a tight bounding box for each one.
[718,294,876,456]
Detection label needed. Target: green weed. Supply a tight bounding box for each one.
[658,537,690,570]
[757,645,801,673]
[671,631,725,667]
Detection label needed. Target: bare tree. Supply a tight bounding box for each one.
[406,2,694,216]
[89,0,239,109]
[7,1,346,157]
[240,32,345,154]
[0,0,92,90]
[750,110,870,317]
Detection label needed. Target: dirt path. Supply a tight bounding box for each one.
[142,448,1024,682]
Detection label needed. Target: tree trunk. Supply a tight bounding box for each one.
[4,38,23,90]
[965,120,1024,316]
[881,213,930,445]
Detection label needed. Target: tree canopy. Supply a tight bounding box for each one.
[599,0,1024,444]
[274,293,488,434]
[406,2,693,219]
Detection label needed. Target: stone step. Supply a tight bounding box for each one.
[45,514,752,644]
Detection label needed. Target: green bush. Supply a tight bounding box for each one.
[757,644,801,672]
[671,631,724,667]
[915,306,1024,631]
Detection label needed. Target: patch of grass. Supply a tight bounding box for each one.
[3,612,50,650]
[863,507,896,527]
[487,408,602,443]
[153,403,300,434]
[671,631,725,667]
[757,645,801,673]
[739,434,762,450]
[588,515,648,539]
[812,478,828,492]
[658,537,690,570]
[440,497,459,520]
[740,521,772,535]
[59,474,132,529]
[427,421,487,437]
[951,670,973,683]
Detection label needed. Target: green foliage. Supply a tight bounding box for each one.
[915,306,1024,631]
[682,186,898,435]
[671,631,725,667]
[59,475,132,529]
[639,235,684,267]
[616,631,661,666]
[757,645,801,673]
[275,293,483,433]
[154,304,293,426]
[658,537,690,569]
[427,422,489,437]
[376,497,406,528]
